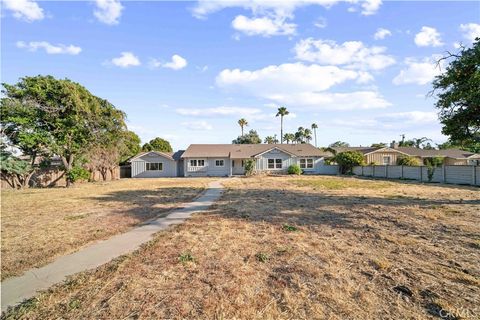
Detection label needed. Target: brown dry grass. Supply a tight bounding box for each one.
[1,178,212,280]
[3,176,480,319]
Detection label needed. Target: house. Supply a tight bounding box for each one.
[333,143,480,166]
[129,144,331,177]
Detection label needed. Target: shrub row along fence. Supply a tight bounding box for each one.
[352,165,480,186]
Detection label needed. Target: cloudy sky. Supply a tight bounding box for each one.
[2,0,479,149]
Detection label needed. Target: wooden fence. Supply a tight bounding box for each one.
[352,165,480,186]
[1,166,120,189]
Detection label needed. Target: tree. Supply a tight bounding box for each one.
[142,137,172,152]
[371,143,387,148]
[397,156,421,166]
[329,141,350,148]
[232,129,261,144]
[283,133,295,144]
[304,128,312,144]
[399,137,432,148]
[295,127,305,144]
[276,107,289,144]
[311,123,318,147]
[0,147,32,189]
[1,75,126,187]
[334,151,365,174]
[238,118,248,136]
[438,140,480,153]
[425,156,444,182]
[432,39,480,146]
[264,136,275,144]
[119,130,141,163]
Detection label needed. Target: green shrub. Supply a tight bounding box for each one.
[66,166,90,183]
[255,252,269,263]
[424,156,444,182]
[179,252,194,263]
[397,156,421,166]
[334,151,365,174]
[287,164,302,175]
[282,224,298,232]
[244,159,256,176]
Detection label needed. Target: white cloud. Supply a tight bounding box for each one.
[3,0,44,22]
[314,17,327,28]
[181,121,213,130]
[459,23,480,43]
[377,111,438,124]
[373,28,392,40]
[16,41,81,55]
[414,26,444,47]
[152,55,187,70]
[111,52,141,68]
[294,38,395,70]
[216,63,389,110]
[176,106,262,117]
[393,55,443,85]
[94,0,124,25]
[232,15,296,37]
[361,0,382,15]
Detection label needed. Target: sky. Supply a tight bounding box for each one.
[2,0,480,150]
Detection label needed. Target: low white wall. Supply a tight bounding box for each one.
[351,165,479,186]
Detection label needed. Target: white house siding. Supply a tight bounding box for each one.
[131,153,177,178]
[255,149,295,172]
[183,157,231,177]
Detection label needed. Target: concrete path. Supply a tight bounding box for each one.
[1,180,224,311]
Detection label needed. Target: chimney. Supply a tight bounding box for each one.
[390,140,399,149]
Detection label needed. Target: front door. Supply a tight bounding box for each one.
[232,159,245,175]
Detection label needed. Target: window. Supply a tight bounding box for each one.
[215,159,224,167]
[383,156,391,165]
[300,158,314,169]
[146,162,163,171]
[268,158,282,169]
[190,159,205,167]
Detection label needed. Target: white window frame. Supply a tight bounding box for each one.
[382,156,391,165]
[146,162,163,171]
[215,159,225,167]
[268,158,282,169]
[300,158,314,169]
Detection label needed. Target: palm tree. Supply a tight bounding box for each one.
[295,127,305,144]
[238,118,248,136]
[264,136,275,144]
[304,128,313,144]
[283,133,295,144]
[311,123,318,147]
[276,106,289,144]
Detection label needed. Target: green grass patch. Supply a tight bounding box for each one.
[282,224,298,232]
[179,252,195,263]
[255,252,269,263]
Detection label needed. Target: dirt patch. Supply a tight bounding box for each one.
[3,176,479,319]
[1,178,213,280]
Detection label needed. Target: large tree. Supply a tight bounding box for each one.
[1,76,126,187]
[276,107,289,144]
[432,38,480,146]
[238,118,248,136]
[329,141,350,148]
[232,129,261,144]
[119,130,141,163]
[142,137,173,152]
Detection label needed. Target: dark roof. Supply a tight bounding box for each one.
[333,146,480,159]
[181,144,330,159]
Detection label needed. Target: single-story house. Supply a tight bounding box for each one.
[129,144,331,177]
[333,143,480,166]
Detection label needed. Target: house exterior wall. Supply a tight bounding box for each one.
[444,157,468,165]
[131,153,177,178]
[183,157,231,177]
[364,151,411,165]
[255,149,294,172]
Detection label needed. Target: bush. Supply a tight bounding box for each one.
[397,156,421,166]
[425,156,444,182]
[287,164,302,175]
[66,166,90,183]
[334,151,365,174]
[244,159,256,176]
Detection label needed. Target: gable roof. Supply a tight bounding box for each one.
[332,146,479,159]
[128,150,184,162]
[181,144,330,159]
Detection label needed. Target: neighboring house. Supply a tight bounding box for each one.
[333,143,480,166]
[129,150,184,178]
[129,144,331,177]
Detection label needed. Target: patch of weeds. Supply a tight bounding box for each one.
[255,252,269,263]
[469,241,480,250]
[282,224,298,232]
[68,298,81,310]
[425,301,461,320]
[240,213,250,219]
[4,297,39,319]
[179,252,195,263]
[370,257,391,271]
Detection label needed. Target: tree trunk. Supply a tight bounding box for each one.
[280,117,283,144]
[62,154,74,187]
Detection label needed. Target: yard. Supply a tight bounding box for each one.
[0,178,213,280]
[3,176,480,319]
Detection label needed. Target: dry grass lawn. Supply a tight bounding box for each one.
[3,176,480,319]
[1,178,212,280]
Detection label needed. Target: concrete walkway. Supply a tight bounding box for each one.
[1,180,224,311]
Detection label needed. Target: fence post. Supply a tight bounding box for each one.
[442,165,446,183]
[361,166,364,176]
[420,166,423,182]
[473,165,476,186]
[373,165,375,177]
[385,165,388,178]
[401,165,404,179]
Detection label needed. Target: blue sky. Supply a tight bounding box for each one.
[2,0,480,150]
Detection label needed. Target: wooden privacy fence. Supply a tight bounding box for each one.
[352,165,480,186]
